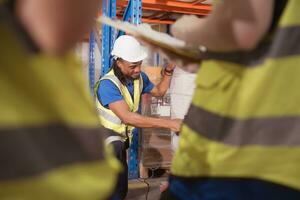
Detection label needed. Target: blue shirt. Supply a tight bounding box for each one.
[97,71,154,108]
[167,176,300,200]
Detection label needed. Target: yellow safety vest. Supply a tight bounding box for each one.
[172,0,300,190]
[0,3,120,199]
[95,69,143,138]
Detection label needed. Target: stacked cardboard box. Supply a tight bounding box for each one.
[139,66,172,172]
[141,126,172,168]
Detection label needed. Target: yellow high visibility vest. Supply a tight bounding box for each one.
[95,69,143,137]
[172,0,300,190]
[0,4,120,199]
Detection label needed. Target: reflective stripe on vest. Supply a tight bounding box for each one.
[95,69,143,136]
[171,0,300,190]
[105,135,124,145]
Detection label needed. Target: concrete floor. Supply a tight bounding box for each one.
[126,177,167,200]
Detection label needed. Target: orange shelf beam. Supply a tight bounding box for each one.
[141,18,174,24]
[117,0,211,16]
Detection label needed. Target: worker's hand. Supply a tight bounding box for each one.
[165,63,176,71]
[135,36,201,73]
[159,181,169,192]
[171,15,204,43]
[169,118,183,132]
[171,15,205,74]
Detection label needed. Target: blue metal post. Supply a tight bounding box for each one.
[128,128,139,179]
[130,0,142,25]
[101,0,116,77]
[100,0,142,180]
[110,0,117,56]
[117,0,131,37]
[128,0,143,180]
[88,30,96,95]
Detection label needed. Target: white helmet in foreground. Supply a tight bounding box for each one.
[111,35,147,63]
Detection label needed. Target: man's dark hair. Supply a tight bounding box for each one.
[112,59,127,85]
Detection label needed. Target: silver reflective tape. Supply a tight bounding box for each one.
[105,136,123,145]
[186,104,300,146]
[98,109,122,124]
[101,75,122,88]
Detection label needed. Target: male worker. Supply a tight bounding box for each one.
[155,0,300,199]
[95,35,182,199]
[0,0,119,199]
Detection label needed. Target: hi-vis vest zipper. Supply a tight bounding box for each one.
[95,69,143,138]
[171,0,300,190]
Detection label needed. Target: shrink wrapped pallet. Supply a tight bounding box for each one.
[169,67,196,151]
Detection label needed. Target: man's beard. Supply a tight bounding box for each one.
[126,73,140,80]
[131,74,140,79]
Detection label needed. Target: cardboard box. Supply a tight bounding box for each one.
[142,128,171,148]
[142,66,162,85]
[140,79,172,169]
[141,146,172,168]
[139,117,172,169]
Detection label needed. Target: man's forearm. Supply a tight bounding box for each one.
[151,64,176,97]
[123,112,172,129]
[154,73,172,97]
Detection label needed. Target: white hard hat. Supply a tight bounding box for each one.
[111,35,147,63]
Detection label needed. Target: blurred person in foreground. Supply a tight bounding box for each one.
[0,0,120,199]
[141,0,300,199]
